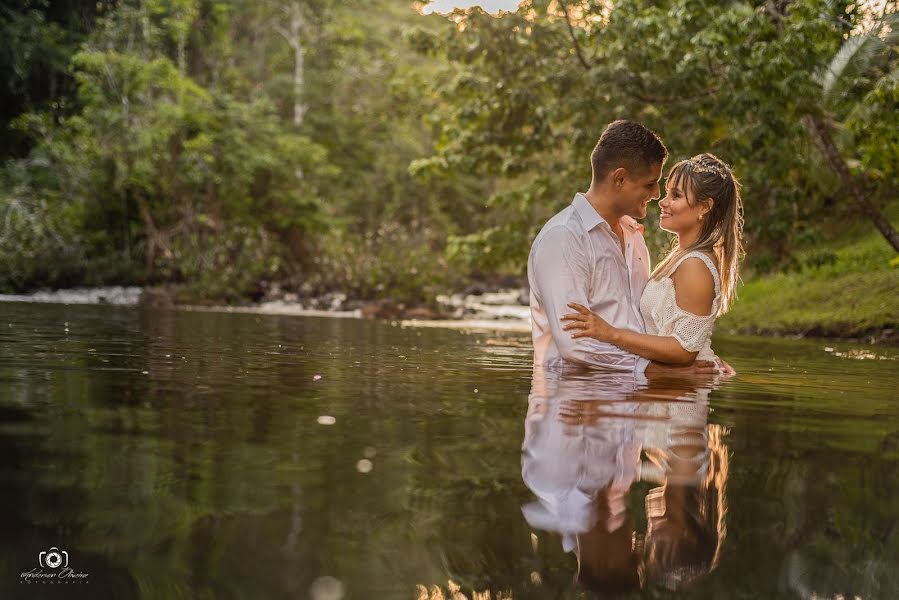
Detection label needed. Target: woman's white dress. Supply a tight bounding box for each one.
[639,251,721,362]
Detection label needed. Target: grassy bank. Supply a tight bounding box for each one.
[720,229,898,342]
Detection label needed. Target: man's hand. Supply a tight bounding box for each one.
[645,360,718,378]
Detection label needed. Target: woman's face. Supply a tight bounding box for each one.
[658,175,707,236]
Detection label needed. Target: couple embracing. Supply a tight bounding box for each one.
[528,120,743,377]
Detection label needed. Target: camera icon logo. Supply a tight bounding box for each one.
[38,547,69,569]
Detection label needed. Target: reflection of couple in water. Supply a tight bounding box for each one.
[521,368,729,593]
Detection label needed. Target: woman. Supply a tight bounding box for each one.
[561,153,744,369]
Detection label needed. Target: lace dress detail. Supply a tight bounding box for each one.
[639,252,720,360]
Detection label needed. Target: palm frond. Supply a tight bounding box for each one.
[820,11,899,104]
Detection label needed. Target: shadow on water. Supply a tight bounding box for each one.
[0,302,896,599]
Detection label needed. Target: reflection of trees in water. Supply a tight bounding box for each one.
[0,305,541,596]
[771,449,899,599]
[710,379,899,599]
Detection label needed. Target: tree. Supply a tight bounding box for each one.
[803,8,899,252]
[411,0,897,273]
[0,0,105,158]
[273,1,308,127]
[4,0,335,297]
[2,0,486,302]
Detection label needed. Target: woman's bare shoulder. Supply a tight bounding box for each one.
[670,257,715,316]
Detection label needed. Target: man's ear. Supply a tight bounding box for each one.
[612,167,628,189]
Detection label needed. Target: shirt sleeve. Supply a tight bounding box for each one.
[532,226,646,374]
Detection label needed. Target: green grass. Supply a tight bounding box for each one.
[720,230,899,341]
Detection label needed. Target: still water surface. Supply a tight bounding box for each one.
[0,303,896,599]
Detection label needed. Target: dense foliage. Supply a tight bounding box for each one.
[410,0,899,272]
[1,0,896,303]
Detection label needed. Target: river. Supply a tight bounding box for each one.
[0,302,896,598]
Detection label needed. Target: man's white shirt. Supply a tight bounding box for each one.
[528,193,651,375]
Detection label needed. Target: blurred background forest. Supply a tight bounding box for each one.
[1,0,897,337]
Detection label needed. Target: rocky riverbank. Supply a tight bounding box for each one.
[0,285,533,331]
[3,259,895,343]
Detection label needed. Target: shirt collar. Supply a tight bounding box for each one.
[572,193,606,232]
[621,215,645,235]
[572,193,646,236]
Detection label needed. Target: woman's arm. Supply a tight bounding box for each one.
[609,327,699,364]
[561,304,697,364]
[561,257,716,364]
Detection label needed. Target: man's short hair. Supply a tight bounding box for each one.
[591,120,668,179]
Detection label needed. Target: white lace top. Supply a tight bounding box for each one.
[639,251,720,361]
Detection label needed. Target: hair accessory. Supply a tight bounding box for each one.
[689,158,729,180]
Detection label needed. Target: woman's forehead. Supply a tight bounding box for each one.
[666,168,692,192]
[665,174,685,189]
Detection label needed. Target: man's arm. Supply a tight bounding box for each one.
[532,227,649,374]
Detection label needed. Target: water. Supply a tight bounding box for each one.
[0,302,896,599]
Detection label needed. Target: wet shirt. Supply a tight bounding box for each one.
[528,193,651,375]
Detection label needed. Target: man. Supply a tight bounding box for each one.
[527,120,718,377]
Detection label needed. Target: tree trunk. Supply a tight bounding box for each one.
[276,2,307,127]
[802,115,899,253]
[290,5,306,127]
[137,196,158,274]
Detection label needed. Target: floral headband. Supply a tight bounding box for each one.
[688,158,730,181]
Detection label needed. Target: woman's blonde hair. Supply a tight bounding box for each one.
[651,153,745,314]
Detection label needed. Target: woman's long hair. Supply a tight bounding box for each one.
[651,154,745,314]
